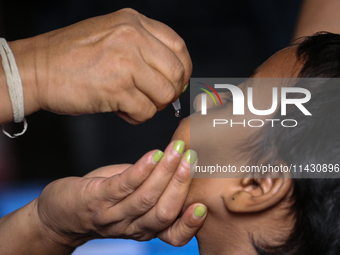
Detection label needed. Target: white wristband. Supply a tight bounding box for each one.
[0,38,27,138]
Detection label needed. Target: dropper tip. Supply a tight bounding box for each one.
[175,109,181,117]
[172,98,181,117]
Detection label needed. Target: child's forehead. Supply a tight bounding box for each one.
[252,46,302,78]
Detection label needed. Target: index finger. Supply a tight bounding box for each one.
[112,140,185,219]
[84,164,132,178]
[138,14,192,87]
[97,150,159,203]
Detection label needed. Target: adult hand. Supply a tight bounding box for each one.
[36,141,206,249]
[9,8,192,124]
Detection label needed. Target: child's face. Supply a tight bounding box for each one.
[171,46,301,249]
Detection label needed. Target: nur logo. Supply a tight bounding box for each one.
[199,84,312,116]
[197,82,223,115]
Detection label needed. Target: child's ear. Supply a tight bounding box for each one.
[224,173,292,213]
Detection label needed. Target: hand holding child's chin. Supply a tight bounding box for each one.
[35,141,206,248]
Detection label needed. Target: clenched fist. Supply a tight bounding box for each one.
[6,8,192,124]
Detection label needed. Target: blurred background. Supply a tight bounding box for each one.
[0,0,302,253]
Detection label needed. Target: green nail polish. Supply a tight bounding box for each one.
[182,84,189,93]
[194,206,206,217]
[153,150,164,162]
[173,140,185,154]
[184,150,197,164]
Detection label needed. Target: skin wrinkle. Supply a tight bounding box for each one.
[37,200,76,248]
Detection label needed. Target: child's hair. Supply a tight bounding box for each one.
[250,32,340,254]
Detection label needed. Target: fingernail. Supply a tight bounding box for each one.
[173,140,185,154]
[153,150,164,162]
[184,150,197,164]
[194,205,207,218]
[182,83,189,93]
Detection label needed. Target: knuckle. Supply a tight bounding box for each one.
[125,224,144,239]
[170,35,191,82]
[116,175,135,196]
[120,7,139,15]
[169,224,193,247]
[114,23,140,41]
[155,206,176,225]
[138,103,157,121]
[172,173,189,189]
[125,224,155,241]
[158,161,176,176]
[133,165,150,181]
[161,85,176,104]
[138,192,157,210]
[169,61,185,84]
[156,81,176,106]
[172,167,190,187]
[136,232,154,242]
[146,104,158,118]
[172,35,186,54]
[171,238,187,247]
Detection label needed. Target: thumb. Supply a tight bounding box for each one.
[157,203,207,247]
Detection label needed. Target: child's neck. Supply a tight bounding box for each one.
[196,219,257,255]
[197,237,256,255]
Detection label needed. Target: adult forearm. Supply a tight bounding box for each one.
[294,0,340,39]
[0,58,12,124]
[0,200,75,255]
[0,38,40,125]
[0,144,205,253]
